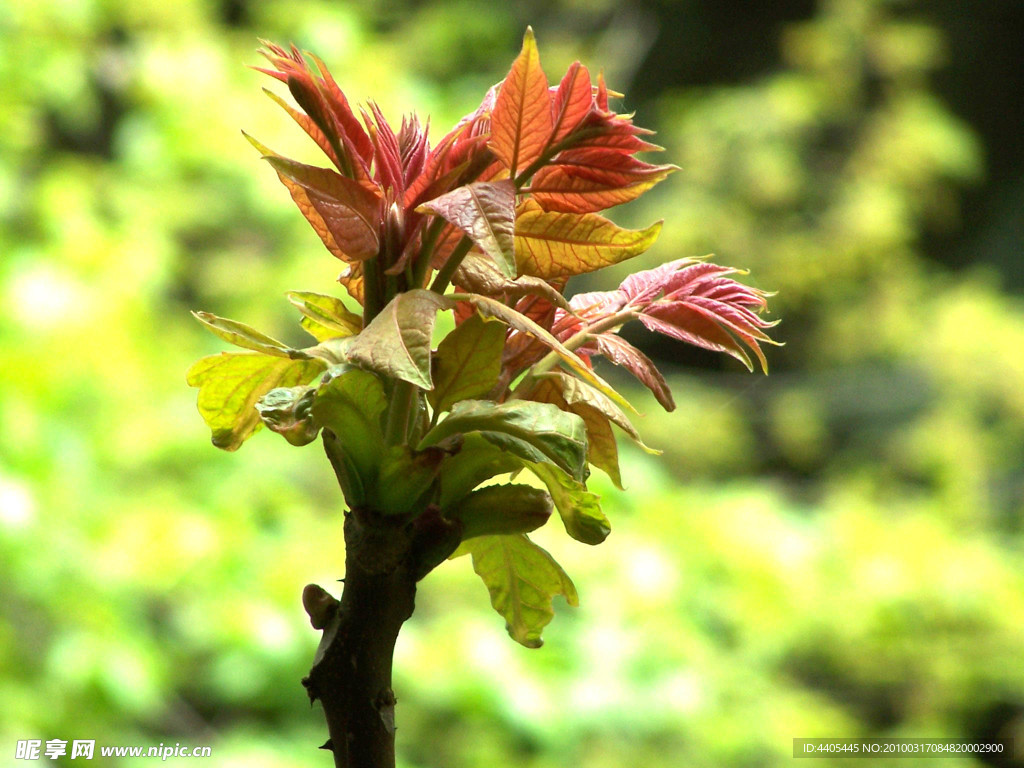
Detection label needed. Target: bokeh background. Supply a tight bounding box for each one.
[3,0,1024,765]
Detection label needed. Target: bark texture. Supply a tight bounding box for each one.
[303,504,460,768]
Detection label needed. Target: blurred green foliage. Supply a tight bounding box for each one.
[2,0,1023,766]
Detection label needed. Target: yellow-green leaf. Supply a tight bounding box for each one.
[191,311,298,358]
[515,198,662,279]
[461,533,578,648]
[429,313,505,414]
[287,290,362,342]
[527,461,610,545]
[187,352,327,451]
[529,376,623,489]
[312,368,387,505]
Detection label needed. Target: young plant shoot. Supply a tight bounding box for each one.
[188,28,777,768]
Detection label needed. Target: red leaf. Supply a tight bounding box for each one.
[490,27,553,176]
[262,88,340,170]
[550,62,593,145]
[363,102,405,195]
[593,333,675,411]
[619,258,731,305]
[398,114,430,188]
[418,180,517,278]
[257,43,374,183]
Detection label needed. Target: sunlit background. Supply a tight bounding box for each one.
[3,0,1024,765]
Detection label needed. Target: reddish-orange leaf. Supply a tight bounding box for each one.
[262,88,341,170]
[550,62,593,145]
[337,262,365,306]
[266,155,382,262]
[530,149,677,213]
[490,27,553,176]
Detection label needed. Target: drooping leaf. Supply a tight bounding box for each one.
[461,534,578,648]
[529,375,621,487]
[447,484,552,539]
[429,313,505,414]
[337,262,365,305]
[553,373,651,448]
[264,155,382,261]
[528,376,622,489]
[618,258,730,304]
[490,27,553,177]
[346,289,453,389]
[639,302,769,372]
[452,292,633,410]
[419,399,588,482]
[418,180,517,278]
[527,461,610,545]
[187,352,327,451]
[453,254,570,311]
[286,290,363,342]
[628,258,779,373]
[438,433,524,508]
[312,368,387,503]
[593,333,675,411]
[515,198,663,279]
[191,311,299,358]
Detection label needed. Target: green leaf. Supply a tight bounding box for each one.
[461,534,578,648]
[191,311,299,358]
[346,289,452,389]
[429,313,505,414]
[287,291,362,342]
[186,352,327,451]
[438,434,524,508]
[311,368,387,499]
[530,375,623,489]
[419,399,587,482]
[374,445,444,516]
[452,292,633,411]
[418,180,518,278]
[447,484,552,540]
[255,385,319,446]
[527,461,610,545]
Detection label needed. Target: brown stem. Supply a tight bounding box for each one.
[305,510,417,768]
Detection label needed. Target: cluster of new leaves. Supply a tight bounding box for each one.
[187,29,777,647]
